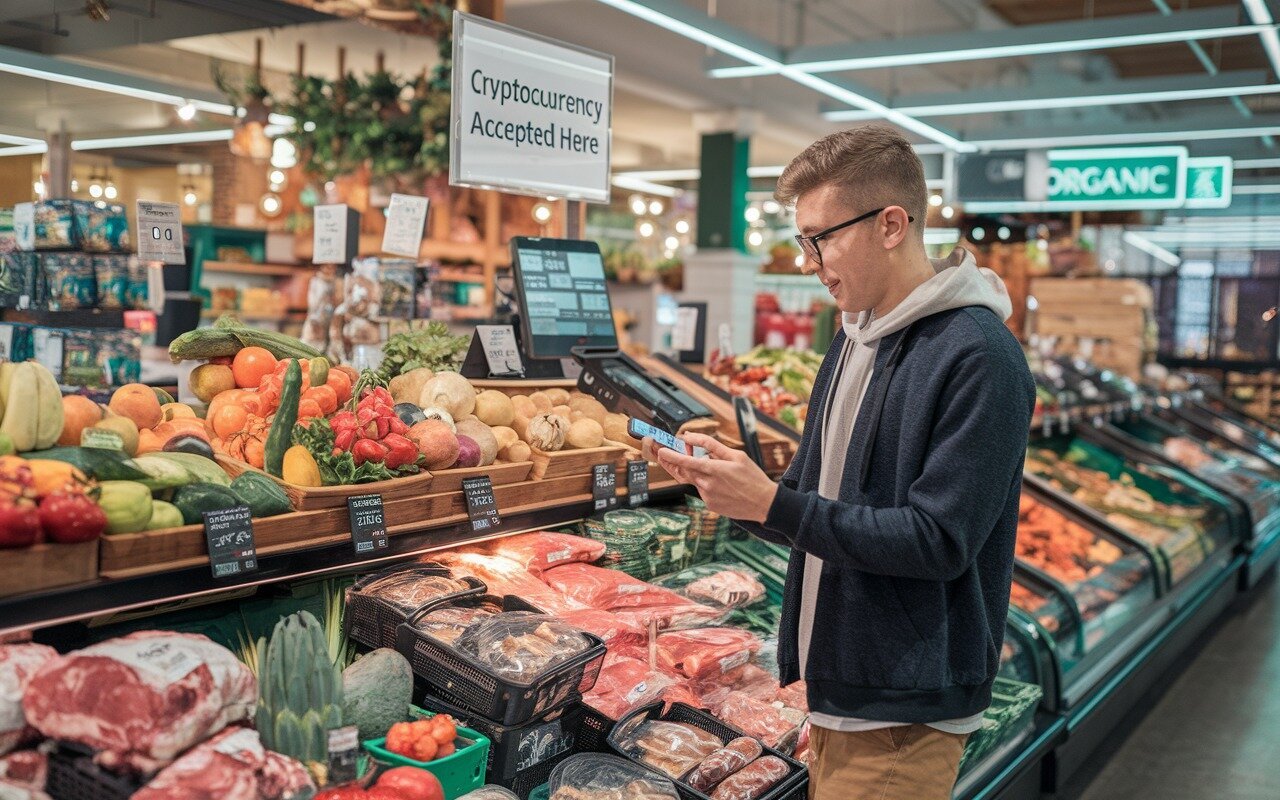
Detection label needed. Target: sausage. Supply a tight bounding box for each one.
[709,756,790,800]
[684,737,763,792]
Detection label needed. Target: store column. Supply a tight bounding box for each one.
[683,130,757,357]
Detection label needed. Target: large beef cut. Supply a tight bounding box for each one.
[653,629,761,681]
[0,644,57,756]
[483,531,606,575]
[22,632,255,775]
[131,726,313,800]
[541,564,721,630]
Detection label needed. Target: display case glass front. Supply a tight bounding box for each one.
[1026,435,1234,587]
[1152,406,1280,470]
[1196,396,1280,451]
[1014,494,1158,657]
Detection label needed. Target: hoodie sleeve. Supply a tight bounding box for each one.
[762,347,1031,581]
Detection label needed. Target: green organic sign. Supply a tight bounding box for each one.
[1047,147,1187,210]
[1184,156,1233,209]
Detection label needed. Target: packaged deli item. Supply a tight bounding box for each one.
[655,564,766,611]
[455,613,593,679]
[616,719,722,779]
[548,753,679,800]
[708,755,789,800]
[684,736,762,793]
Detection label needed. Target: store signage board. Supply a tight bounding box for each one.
[450,11,614,202]
[966,147,1188,212]
[627,460,649,507]
[463,475,501,532]
[136,201,186,265]
[314,204,357,264]
[381,193,430,257]
[1184,157,1233,209]
[592,463,617,511]
[347,494,388,555]
[477,324,523,376]
[12,203,33,251]
[203,506,257,579]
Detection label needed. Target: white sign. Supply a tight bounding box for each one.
[381,194,430,258]
[12,203,33,251]
[451,11,613,203]
[136,201,186,265]
[672,307,699,352]
[313,204,350,264]
[476,324,523,376]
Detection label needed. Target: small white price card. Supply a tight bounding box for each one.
[313,204,350,264]
[136,201,186,265]
[381,193,430,258]
[12,203,33,251]
[476,324,522,376]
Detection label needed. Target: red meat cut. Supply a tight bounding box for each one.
[541,564,721,630]
[583,655,680,719]
[0,643,57,756]
[653,629,762,680]
[22,631,255,775]
[482,531,606,575]
[131,726,313,800]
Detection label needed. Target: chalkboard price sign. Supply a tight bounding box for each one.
[203,506,257,579]
[347,493,388,555]
[627,460,649,507]
[463,476,501,532]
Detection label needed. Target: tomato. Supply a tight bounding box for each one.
[38,492,107,543]
[0,498,39,548]
[364,789,404,800]
[211,404,249,438]
[304,384,339,415]
[314,787,369,800]
[326,370,354,405]
[375,767,444,800]
[232,347,278,389]
[297,398,323,420]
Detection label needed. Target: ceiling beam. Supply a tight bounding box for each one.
[820,70,1276,121]
[962,113,1280,150]
[706,7,1262,78]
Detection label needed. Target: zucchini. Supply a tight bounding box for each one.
[167,328,242,363]
[147,452,232,486]
[23,446,149,482]
[168,315,324,363]
[264,359,303,477]
[230,472,292,517]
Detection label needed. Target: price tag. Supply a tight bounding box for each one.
[32,329,62,381]
[313,204,351,264]
[672,306,699,352]
[717,323,734,358]
[381,193,430,258]
[12,203,33,251]
[203,506,257,579]
[462,476,501,532]
[347,493,388,555]
[476,324,523,377]
[592,463,617,511]
[326,725,360,785]
[81,428,124,450]
[136,201,186,265]
[627,460,649,507]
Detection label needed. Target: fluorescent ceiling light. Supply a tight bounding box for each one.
[924,228,961,246]
[0,133,43,146]
[72,129,234,150]
[710,20,1269,78]
[611,175,681,197]
[592,0,972,152]
[1234,184,1280,194]
[1236,157,1280,169]
[1123,232,1181,267]
[966,123,1280,150]
[823,82,1280,121]
[1243,0,1280,78]
[0,143,48,157]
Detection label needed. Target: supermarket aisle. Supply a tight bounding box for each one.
[1071,574,1280,800]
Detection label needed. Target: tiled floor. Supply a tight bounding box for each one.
[1070,573,1280,800]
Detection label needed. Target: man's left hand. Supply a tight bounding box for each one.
[642,432,779,523]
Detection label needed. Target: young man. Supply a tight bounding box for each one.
[648,125,1035,799]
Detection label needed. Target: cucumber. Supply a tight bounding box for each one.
[172,482,242,525]
[230,472,292,517]
[146,452,232,486]
[23,446,149,482]
[168,315,324,363]
[264,359,302,477]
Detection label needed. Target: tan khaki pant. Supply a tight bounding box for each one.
[807,724,967,800]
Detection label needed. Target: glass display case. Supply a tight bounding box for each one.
[1013,493,1158,661]
[1101,414,1280,535]
[1025,435,1236,588]
[1163,404,1280,469]
[1195,394,1280,452]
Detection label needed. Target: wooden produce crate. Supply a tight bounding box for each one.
[0,541,98,598]
[1029,277,1153,309]
[529,444,625,481]
[429,460,533,492]
[216,456,435,511]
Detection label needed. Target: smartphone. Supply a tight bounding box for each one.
[628,418,707,458]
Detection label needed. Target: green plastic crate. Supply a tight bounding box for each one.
[363,706,492,799]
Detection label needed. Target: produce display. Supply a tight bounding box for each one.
[704,346,822,432]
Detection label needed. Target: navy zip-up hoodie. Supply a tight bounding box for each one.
[738,257,1035,723]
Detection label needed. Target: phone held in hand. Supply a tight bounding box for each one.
[628,418,708,458]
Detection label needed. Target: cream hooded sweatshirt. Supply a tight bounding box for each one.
[797,247,1014,734]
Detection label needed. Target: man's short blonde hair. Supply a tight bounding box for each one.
[774,125,928,231]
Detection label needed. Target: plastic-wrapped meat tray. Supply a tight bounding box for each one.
[345,563,485,650]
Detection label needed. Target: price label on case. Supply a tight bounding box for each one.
[592,463,617,511]
[463,476,501,532]
[347,493,388,555]
[136,201,186,265]
[627,460,649,507]
[203,506,257,579]
[326,725,360,785]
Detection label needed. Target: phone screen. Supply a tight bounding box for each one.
[628,418,708,458]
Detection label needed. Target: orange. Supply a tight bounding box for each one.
[297,398,322,420]
[108,384,163,430]
[58,395,105,446]
[231,347,278,389]
[211,404,249,438]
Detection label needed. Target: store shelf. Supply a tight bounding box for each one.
[202,260,310,277]
[201,309,306,323]
[0,481,689,637]
[435,267,486,284]
[0,308,126,328]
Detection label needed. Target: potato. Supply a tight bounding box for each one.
[474,389,516,427]
[511,394,537,418]
[566,418,605,449]
[569,395,607,424]
[389,367,434,405]
[529,391,554,412]
[502,441,532,463]
[455,419,499,466]
[552,404,572,418]
[545,388,571,406]
[492,425,519,452]
[603,413,636,445]
[511,413,530,440]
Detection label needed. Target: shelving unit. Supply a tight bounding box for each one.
[1224,370,1280,422]
[202,260,310,278]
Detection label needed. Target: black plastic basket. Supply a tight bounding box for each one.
[345,563,485,651]
[607,703,808,800]
[47,743,140,800]
[396,594,607,726]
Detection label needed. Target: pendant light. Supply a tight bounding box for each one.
[230,38,273,161]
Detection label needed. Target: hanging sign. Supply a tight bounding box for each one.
[1184,157,1233,209]
[136,201,186,264]
[450,11,614,202]
[12,203,33,251]
[381,193,430,257]
[313,204,359,264]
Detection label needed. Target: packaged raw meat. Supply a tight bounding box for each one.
[654,564,766,610]
[773,682,808,713]
[131,726,313,800]
[548,753,679,800]
[684,736,762,792]
[0,779,50,800]
[0,750,46,791]
[615,718,723,779]
[457,786,520,800]
[542,564,721,630]
[558,609,646,647]
[654,629,762,681]
[0,644,57,756]
[483,531,606,575]
[699,664,778,704]
[22,631,256,775]
[708,755,789,800]
[435,553,585,614]
[352,569,470,613]
[455,613,594,679]
[413,604,500,644]
[707,692,797,751]
[584,656,679,720]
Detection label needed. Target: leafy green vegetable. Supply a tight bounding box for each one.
[376,322,471,382]
[291,418,421,485]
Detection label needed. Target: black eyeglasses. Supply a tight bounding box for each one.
[794,207,913,267]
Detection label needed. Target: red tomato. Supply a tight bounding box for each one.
[364,789,405,800]
[38,492,107,543]
[375,767,444,800]
[314,787,368,800]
